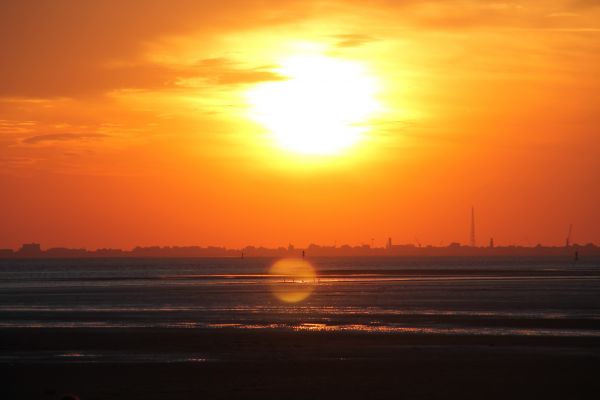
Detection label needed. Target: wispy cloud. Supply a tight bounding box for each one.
[0,1,310,98]
[22,133,109,144]
[332,34,377,48]
[546,12,580,17]
[571,0,600,9]
[185,58,286,86]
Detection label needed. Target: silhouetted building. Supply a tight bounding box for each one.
[386,237,392,250]
[489,238,494,248]
[0,249,14,258]
[45,247,87,257]
[18,243,42,256]
[94,248,125,257]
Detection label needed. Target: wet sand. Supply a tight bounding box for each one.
[2,328,600,400]
[2,257,599,399]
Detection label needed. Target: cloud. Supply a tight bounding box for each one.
[546,12,580,17]
[1,0,599,99]
[0,57,285,98]
[332,34,377,48]
[22,133,109,144]
[0,0,309,98]
[186,58,286,86]
[571,0,600,9]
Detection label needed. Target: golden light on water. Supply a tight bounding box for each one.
[268,258,317,303]
[246,54,382,155]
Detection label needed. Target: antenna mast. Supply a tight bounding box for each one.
[470,206,476,247]
[566,224,573,248]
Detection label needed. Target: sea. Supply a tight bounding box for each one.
[1,256,599,363]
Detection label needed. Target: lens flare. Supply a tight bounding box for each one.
[268,258,317,303]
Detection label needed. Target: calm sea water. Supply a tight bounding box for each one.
[1,257,599,363]
[1,257,599,336]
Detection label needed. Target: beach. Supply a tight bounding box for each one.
[1,257,599,399]
[3,328,600,399]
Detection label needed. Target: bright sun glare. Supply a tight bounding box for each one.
[247,54,381,155]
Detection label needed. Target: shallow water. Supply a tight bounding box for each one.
[1,257,599,336]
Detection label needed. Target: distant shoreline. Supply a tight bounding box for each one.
[1,243,596,259]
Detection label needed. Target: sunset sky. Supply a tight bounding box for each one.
[1,0,599,249]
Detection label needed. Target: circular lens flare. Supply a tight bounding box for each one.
[268,258,317,303]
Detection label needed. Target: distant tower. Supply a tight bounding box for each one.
[386,237,392,250]
[566,224,573,248]
[470,206,476,247]
[19,243,42,256]
[489,238,494,248]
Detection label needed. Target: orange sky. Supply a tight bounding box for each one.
[1,0,599,249]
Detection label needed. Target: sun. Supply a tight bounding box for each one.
[246,54,381,155]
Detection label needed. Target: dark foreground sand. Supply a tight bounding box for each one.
[2,328,600,400]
